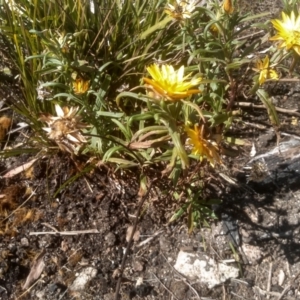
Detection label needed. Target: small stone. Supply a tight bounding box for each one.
[132,260,144,272]
[278,269,285,286]
[20,238,29,247]
[174,250,239,289]
[136,277,143,287]
[35,289,46,299]
[126,226,140,242]
[61,240,68,252]
[105,232,116,246]
[241,244,262,264]
[69,267,97,291]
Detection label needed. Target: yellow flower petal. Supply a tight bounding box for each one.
[254,56,279,85]
[270,11,300,55]
[185,125,222,166]
[73,78,90,94]
[144,64,202,101]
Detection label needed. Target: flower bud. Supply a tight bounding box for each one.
[223,0,234,14]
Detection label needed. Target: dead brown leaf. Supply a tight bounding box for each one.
[0,116,12,141]
[126,226,140,243]
[22,249,46,290]
[128,136,169,150]
[3,158,38,178]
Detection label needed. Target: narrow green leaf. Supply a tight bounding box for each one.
[169,206,186,223]
[256,89,279,126]
[111,119,132,141]
[140,16,172,39]
[53,93,84,104]
[106,157,140,167]
[96,111,124,118]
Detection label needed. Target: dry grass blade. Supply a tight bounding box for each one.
[22,249,46,290]
[3,158,38,178]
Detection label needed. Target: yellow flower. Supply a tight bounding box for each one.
[270,11,300,56]
[222,0,234,14]
[39,104,88,154]
[143,64,202,101]
[73,78,90,94]
[185,125,222,167]
[164,0,196,20]
[253,56,279,85]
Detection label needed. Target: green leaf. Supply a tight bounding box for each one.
[225,59,251,70]
[241,12,271,23]
[53,93,84,105]
[225,137,245,145]
[131,126,168,141]
[106,157,140,168]
[111,119,132,141]
[96,111,124,118]
[169,205,187,223]
[256,89,279,126]
[139,16,173,39]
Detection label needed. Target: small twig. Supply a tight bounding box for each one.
[83,176,93,193]
[236,30,265,41]
[237,101,300,117]
[0,107,11,112]
[0,284,7,293]
[242,121,267,130]
[276,78,300,82]
[136,229,164,248]
[150,272,180,300]
[41,222,59,232]
[281,132,300,140]
[58,287,69,300]
[231,278,250,286]
[222,284,226,300]
[286,261,291,277]
[266,262,273,299]
[29,229,99,236]
[277,269,300,300]
[17,279,44,299]
[277,284,291,300]
[114,179,156,300]
[254,286,281,297]
[255,265,259,286]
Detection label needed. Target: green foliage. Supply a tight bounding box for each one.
[170,187,219,234]
[1,0,298,230]
[281,0,300,15]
